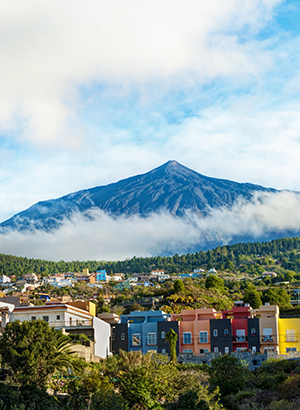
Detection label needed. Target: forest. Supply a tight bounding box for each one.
[1,236,300,279]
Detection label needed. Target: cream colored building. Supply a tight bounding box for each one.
[255,304,279,353]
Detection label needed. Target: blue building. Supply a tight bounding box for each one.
[111,310,179,355]
[96,270,107,281]
[179,273,201,279]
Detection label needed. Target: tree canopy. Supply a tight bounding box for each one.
[0,319,75,387]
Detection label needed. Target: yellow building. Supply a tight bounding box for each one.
[68,301,97,317]
[278,318,300,354]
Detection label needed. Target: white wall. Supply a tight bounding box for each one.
[92,316,111,358]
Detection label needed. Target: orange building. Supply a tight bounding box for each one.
[171,308,218,355]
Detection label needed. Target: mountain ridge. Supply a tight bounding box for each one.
[0,160,277,232]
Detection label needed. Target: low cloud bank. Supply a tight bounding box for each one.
[0,191,299,261]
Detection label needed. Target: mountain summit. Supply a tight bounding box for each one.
[0,161,276,232]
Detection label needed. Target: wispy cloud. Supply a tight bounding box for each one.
[0,191,299,261]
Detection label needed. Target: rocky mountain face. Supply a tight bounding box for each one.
[0,160,277,232]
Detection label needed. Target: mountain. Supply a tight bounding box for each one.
[0,160,277,233]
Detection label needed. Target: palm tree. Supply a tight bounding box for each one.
[52,332,76,371]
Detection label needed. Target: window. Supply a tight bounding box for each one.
[252,346,256,353]
[224,347,229,354]
[251,328,256,335]
[132,334,140,346]
[42,316,49,322]
[286,347,297,353]
[213,329,218,337]
[147,332,156,345]
[183,349,193,353]
[183,332,192,344]
[199,331,208,343]
[31,316,36,321]
[161,331,165,339]
[56,315,60,321]
[286,329,296,342]
[199,348,209,354]
[263,328,273,341]
[161,349,166,354]
[224,329,228,336]
[214,347,218,353]
[236,329,246,341]
[121,333,125,341]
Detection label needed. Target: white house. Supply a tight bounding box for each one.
[262,271,277,277]
[10,302,111,359]
[0,275,11,284]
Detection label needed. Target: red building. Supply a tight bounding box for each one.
[221,302,259,352]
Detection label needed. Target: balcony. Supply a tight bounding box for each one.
[232,336,247,343]
[51,319,93,328]
[262,335,274,342]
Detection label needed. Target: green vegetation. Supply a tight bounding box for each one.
[165,329,178,364]
[2,236,300,278]
[0,320,76,388]
[2,326,300,409]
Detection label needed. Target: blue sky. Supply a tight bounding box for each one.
[1,0,300,260]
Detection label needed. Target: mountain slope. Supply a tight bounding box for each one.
[0,160,277,232]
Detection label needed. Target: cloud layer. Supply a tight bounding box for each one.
[0,191,299,261]
[0,0,282,145]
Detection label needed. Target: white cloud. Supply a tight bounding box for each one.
[0,190,299,261]
[164,98,300,190]
[0,0,282,145]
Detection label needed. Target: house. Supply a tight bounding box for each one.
[23,273,39,283]
[97,312,120,325]
[96,270,107,282]
[171,308,218,355]
[221,302,260,353]
[68,300,97,317]
[262,272,277,277]
[278,317,300,354]
[114,273,125,278]
[0,296,29,307]
[150,270,164,276]
[43,274,73,288]
[193,269,205,274]
[39,294,51,301]
[179,273,202,279]
[73,269,96,284]
[107,275,123,282]
[206,268,217,275]
[0,275,11,284]
[111,310,179,356]
[10,301,111,359]
[255,304,279,353]
[157,274,170,282]
[115,279,131,291]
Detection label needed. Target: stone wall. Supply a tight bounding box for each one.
[71,341,100,363]
[177,350,300,371]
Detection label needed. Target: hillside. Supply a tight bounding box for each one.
[0,160,276,232]
[1,236,300,279]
